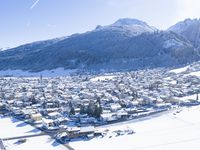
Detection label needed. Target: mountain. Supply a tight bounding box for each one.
[0,18,199,72]
[0,47,10,51]
[95,18,157,36]
[168,18,200,48]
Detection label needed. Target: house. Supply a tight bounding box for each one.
[79,126,95,136]
[117,111,129,119]
[64,126,95,139]
[42,118,59,131]
[110,103,121,112]
[21,109,33,119]
[30,113,42,122]
[11,107,23,116]
[79,117,97,124]
[100,113,118,122]
[48,112,62,120]
[57,117,70,125]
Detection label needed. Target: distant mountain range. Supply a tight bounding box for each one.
[1,18,200,72]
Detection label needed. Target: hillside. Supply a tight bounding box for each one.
[0,18,199,72]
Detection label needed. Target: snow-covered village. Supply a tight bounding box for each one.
[0,61,200,150]
[2,0,200,150]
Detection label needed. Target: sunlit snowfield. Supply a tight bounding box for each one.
[69,106,200,150]
[0,116,66,150]
[1,103,200,150]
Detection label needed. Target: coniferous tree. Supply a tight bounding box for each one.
[80,105,86,114]
[196,94,199,101]
[70,107,75,115]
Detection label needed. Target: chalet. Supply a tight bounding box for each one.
[42,118,59,131]
[79,126,95,136]
[110,103,121,112]
[30,113,42,122]
[100,113,118,122]
[117,111,129,119]
[58,126,95,141]
[21,109,33,119]
[11,107,23,116]
[47,112,62,120]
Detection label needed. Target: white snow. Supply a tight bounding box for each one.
[189,71,200,77]
[3,136,65,150]
[2,106,200,150]
[0,68,77,77]
[0,116,41,138]
[168,18,200,33]
[70,106,200,150]
[170,65,189,73]
[163,39,184,49]
[111,18,157,33]
[90,75,116,82]
[174,94,199,101]
[0,116,66,150]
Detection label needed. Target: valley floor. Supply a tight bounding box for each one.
[1,106,200,150]
[0,115,67,150]
[69,106,200,150]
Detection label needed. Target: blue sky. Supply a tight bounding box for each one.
[0,0,200,48]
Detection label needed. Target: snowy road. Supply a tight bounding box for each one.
[2,132,47,141]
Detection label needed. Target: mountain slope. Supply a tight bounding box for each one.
[168,18,200,48]
[0,18,199,72]
[103,18,157,36]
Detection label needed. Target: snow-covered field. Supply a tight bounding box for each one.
[189,71,200,77]
[3,136,65,150]
[170,65,189,73]
[0,116,66,150]
[70,106,200,150]
[2,107,200,150]
[174,94,199,101]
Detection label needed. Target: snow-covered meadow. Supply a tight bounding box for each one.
[70,106,200,150]
[0,116,66,150]
[1,106,200,150]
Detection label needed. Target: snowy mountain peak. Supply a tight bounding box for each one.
[168,18,200,47]
[168,18,200,33]
[112,18,148,26]
[93,18,157,37]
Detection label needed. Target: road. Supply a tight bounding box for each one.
[2,132,47,141]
